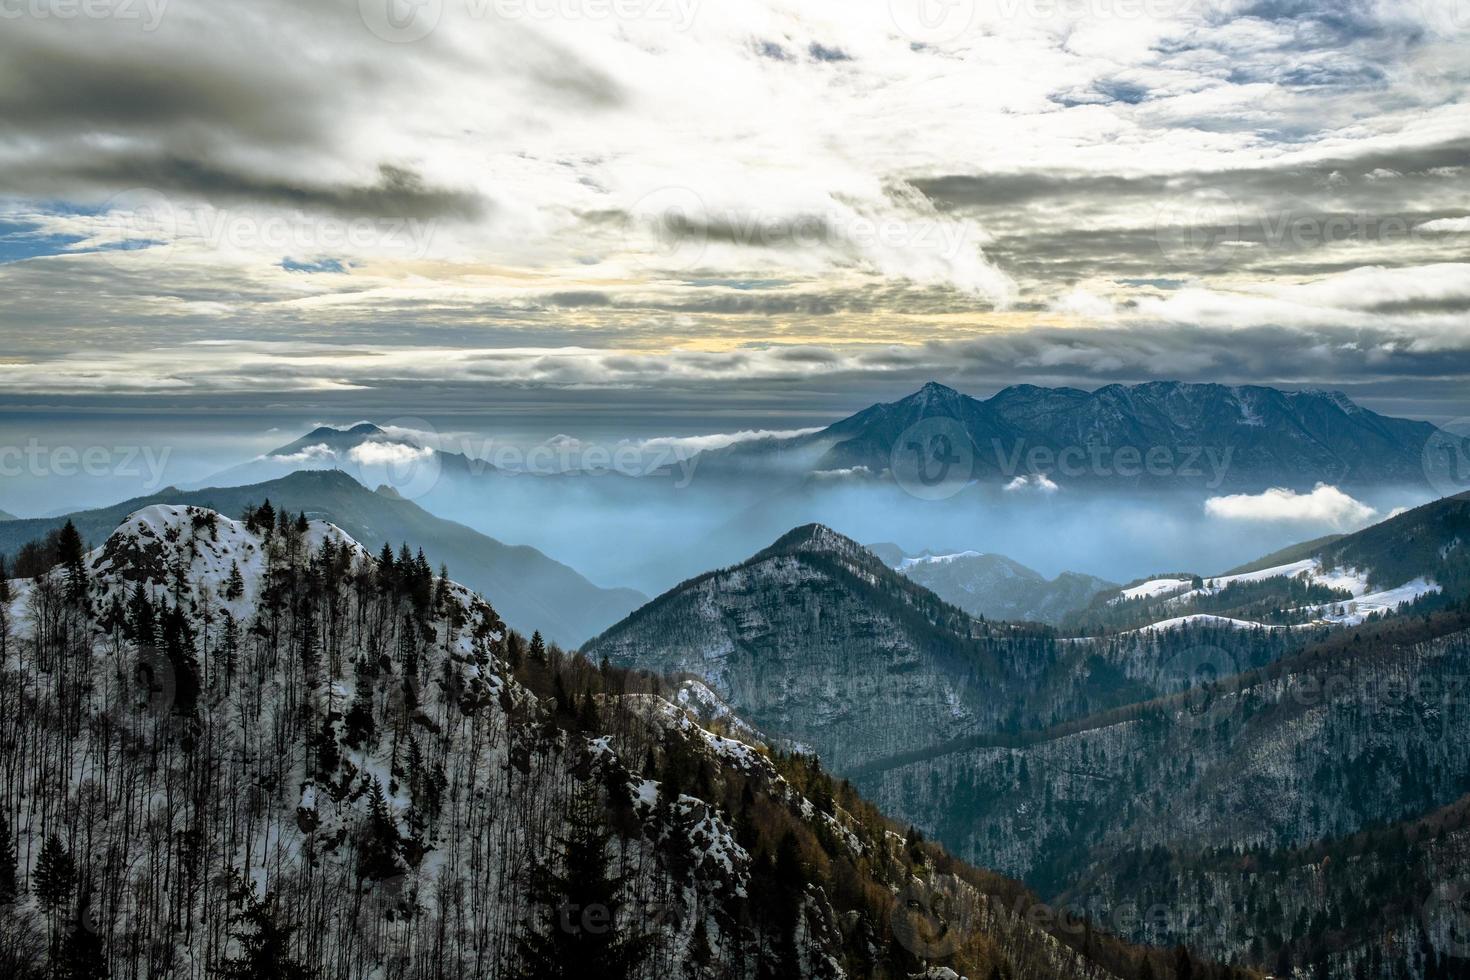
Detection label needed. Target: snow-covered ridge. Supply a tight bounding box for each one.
[897,551,987,571]
[1117,578,1194,602]
[1112,556,1441,632]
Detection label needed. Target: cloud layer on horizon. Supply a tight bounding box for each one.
[1,0,1468,417]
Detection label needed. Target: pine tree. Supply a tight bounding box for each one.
[34,834,74,913]
[529,630,547,665]
[0,810,16,905]
[343,680,376,750]
[514,781,652,980]
[59,884,108,980]
[56,520,87,604]
[255,499,275,537]
[356,780,403,883]
[315,719,341,785]
[213,885,317,980]
[127,584,155,645]
[225,562,244,601]
[220,612,239,683]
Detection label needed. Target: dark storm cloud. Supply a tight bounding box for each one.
[665,212,841,250]
[18,159,488,221]
[915,139,1470,211]
[0,26,332,141]
[913,138,1470,285]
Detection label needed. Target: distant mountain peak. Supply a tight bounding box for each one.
[901,380,967,409]
[304,421,384,439]
[758,522,869,562]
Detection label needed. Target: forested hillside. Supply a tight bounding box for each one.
[0,504,1226,980]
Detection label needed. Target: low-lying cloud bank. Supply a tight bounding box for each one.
[1204,483,1380,529]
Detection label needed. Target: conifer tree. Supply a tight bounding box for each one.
[34,834,74,913]
[59,884,109,980]
[356,780,403,883]
[214,886,318,980]
[225,562,245,601]
[56,520,87,604]
[514,781,651,980]
[529,630,547,665]
[0,810,17,905]
[344,680,376,749]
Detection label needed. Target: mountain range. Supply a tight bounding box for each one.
[0,470,644,648]
[0,501,1226,980]
[588,493,1470,974]
[868,544,1117,625]
[177,381,1465,597]
[708,381,1456,492]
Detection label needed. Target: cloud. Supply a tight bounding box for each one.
[347,442,434,466]
[266,443,337,464]
[0,0,1467,420]
[1419,217,1470,233]
[633,427,824,455]
[1204,483,1379,528]
[1005,474,1060,494]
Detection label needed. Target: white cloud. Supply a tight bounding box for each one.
[632,427,824,455]
[266,443,337,464]
[812,466,873,480]
[1204,483,1378,528]
[1004,473,1059,493]
[348,442,435,466]
[1419,217,1470,233]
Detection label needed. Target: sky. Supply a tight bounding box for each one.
[2,0,1469,442]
